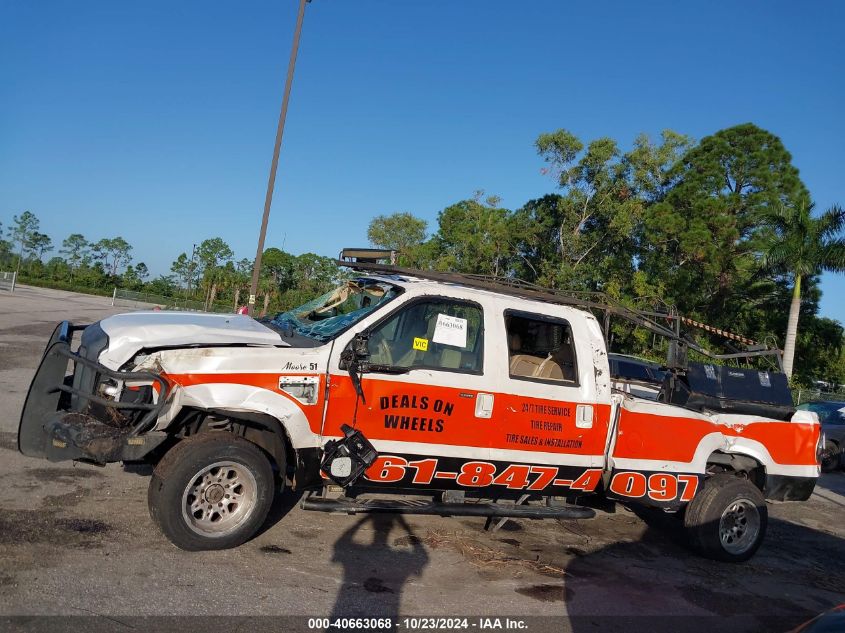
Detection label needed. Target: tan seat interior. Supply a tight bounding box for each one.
[508,330,576,382]
[509,332,542,377]
[510,354,544,377]
[536,355,564,380]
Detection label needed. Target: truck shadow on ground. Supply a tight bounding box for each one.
[327,514,428,632]
[561,509,845,633]
[253,488,304,539]
[249,485,845,633]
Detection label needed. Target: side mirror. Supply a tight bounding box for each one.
[339,332,369,370]
[353,332,369,359]
[339,332,370,405]
[339,331,408,376]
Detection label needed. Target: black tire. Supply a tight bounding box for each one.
[684,474,767,562]
[820,441,841,473]
[148,432,275,551]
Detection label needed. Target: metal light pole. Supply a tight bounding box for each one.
[185,243,197,309]
[248,0,309,317]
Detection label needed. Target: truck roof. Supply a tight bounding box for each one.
[343,261,676,339]
[360,272,599,323]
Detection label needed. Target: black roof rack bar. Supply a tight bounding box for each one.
[337,260,784,368]
[339,248,397,264]
[339,260,679,339]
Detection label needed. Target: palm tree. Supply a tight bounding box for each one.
[214,265,237,313]
[760,201,845,377]
[259,275,277,318]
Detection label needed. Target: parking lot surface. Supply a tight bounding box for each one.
[1,286,843,632]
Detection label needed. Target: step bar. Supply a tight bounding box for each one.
[300,496,595,520]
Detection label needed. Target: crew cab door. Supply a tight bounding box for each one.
[323,294,496,490]
[485,307,612,496]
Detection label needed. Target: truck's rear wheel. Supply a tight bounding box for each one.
[684,474,767,562]
[821,441,841,472]
[148,432,274,551]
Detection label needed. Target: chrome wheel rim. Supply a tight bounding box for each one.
[718,498,760,555]
[821,444,839,469]
[181,461,258,537]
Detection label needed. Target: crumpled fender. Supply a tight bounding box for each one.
[159,382,320,451]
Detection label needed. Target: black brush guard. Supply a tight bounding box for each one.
[17,321,170,464]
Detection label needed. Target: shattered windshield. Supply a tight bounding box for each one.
[270,279,402,342]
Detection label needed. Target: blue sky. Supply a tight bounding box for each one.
[1,0,843,321]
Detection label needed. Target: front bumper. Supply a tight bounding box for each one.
[17,321,170,464]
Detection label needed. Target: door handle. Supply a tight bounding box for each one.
[475,393,494,419]
[576,404,594,428]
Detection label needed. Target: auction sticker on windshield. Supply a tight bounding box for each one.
[432,314,467,347]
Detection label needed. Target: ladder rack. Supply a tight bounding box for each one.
[337,259,784,371]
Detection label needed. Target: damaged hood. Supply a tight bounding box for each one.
[96,311,286,368]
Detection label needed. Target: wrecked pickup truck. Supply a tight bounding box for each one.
[18,258,822,561]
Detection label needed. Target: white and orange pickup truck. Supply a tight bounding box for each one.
[17,261,822,561]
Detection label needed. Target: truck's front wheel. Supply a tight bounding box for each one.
[148,433,275,551]
[684,474,767,562]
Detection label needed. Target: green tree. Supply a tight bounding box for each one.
[26,232,52,269]
[231,258,252,310]
[214,262,239,311]
[76,260,109,289]
[509,194,566,283]
[7,211,39,276]
[197,238,234,271]
[259,273,276,317]
[277,253,340,309]
[122,265,141,290]
[792,316,845,387]
[196,238,234,309]
[45,256,70,281]
[171,252,197,293]
[147,274,177,296]
[625,130,693,202]
[0,221,10,264]
[367,212,428,262]
[60,234,90,280]
[642,123,808,322]
[119,262,148,291]
[432,195,512,276]
[135,262,149,281]
[528,130,646,291]
[262,248,296,290]
[93,237,133,277]
[293,253,338,289]
[760,201,845,376]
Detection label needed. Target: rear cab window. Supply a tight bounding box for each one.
[504,310,578,385]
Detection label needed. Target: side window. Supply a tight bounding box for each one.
[368,299,484,373]
[505,311,577,384]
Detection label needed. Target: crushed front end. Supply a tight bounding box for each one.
[17,321,169,464]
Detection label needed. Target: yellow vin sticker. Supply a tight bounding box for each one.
[413,337,429,351]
